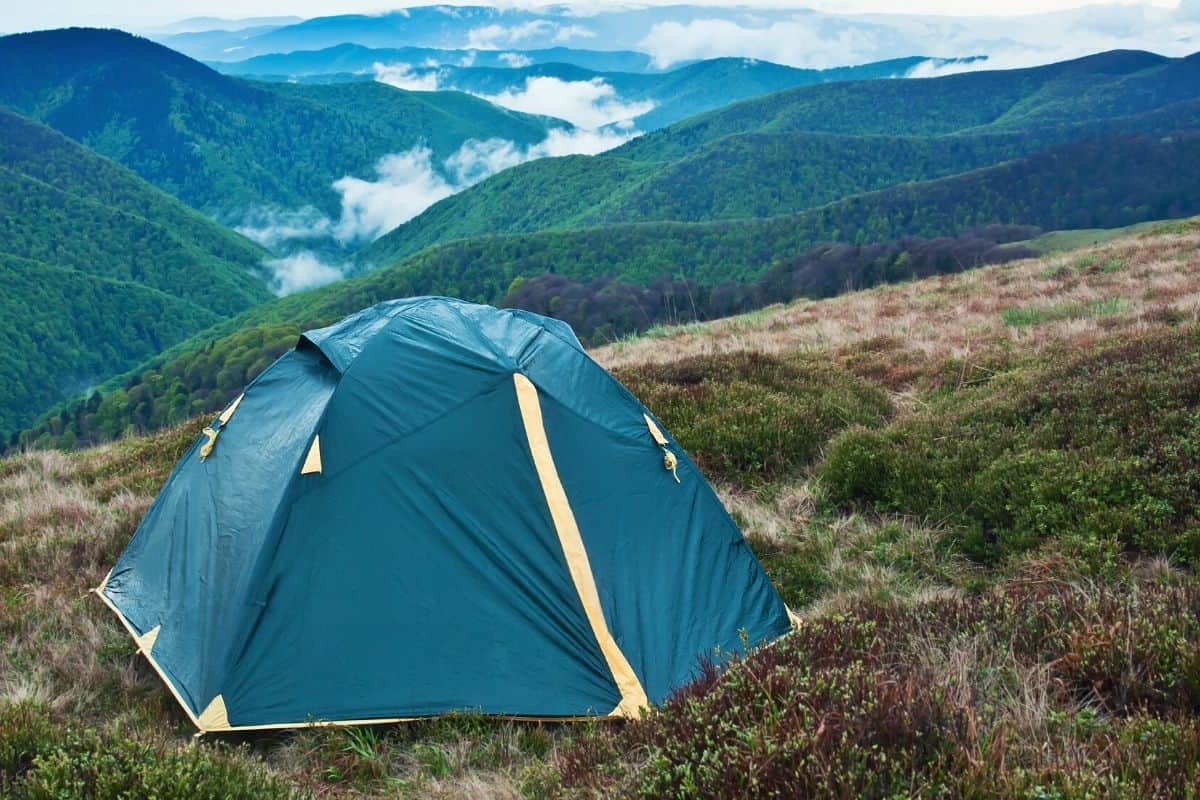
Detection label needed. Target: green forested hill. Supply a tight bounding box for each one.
[15,128,1200,451]
[619,50,1199,160]
[0,28,562,218]
[362,51,1200,266]
[0,108,273,436]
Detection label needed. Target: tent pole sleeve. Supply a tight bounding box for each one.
[512,373,649,718]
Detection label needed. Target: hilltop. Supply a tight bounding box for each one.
[1,222,1198,796]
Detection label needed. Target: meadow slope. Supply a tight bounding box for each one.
[2,221,1199,798]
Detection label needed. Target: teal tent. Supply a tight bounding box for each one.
[97,298,793,732]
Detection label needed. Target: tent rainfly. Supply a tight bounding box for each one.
[96,298,793,732]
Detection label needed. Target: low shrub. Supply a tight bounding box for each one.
[0,702,287,800]
[553,575,1200,798]
[820,324,1200,566]
[617,351,891,486]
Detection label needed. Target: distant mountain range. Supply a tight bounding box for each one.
[217,48,981,132]
[149,3,1200,70]
[362,50,1200,267]
[212,43,664,76]
[0,28,563,222]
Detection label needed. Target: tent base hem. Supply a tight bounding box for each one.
[92,580,639,734]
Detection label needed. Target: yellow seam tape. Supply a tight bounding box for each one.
[514,373,649,718]
[642,414,669,446]
[219,393,244,425]
[300,435,322,475]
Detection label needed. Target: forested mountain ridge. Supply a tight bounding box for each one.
[0,28,563,219]
[619,49,1199,160]
[361,50,1200,267]
[14,128,1199,451]
[211,43,663,76]
[0,107,273,436]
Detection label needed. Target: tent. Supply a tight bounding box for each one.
[96,298,793,732]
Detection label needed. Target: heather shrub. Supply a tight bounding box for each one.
[617,351,891,486]
[553,575,1200,798]
[820,325,1200,565]
[0,702,286,799]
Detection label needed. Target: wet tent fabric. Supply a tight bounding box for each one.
[98,297,793,731]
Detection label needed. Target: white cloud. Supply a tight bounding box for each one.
[235,206,333,250]
[264,251,345,296]
[327,126,637,244]
[638,17,884,69]
[465,19,593,48]
[332,148,459,243]
[635,5,1199,70]
[499,51,534,67]
[529,126,634,157]
[481,76,656,128]
[444,138,527,184]
[372,62,442,91]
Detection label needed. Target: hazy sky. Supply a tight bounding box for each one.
[0,0,1184,34]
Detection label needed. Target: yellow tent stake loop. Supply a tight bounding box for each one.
[662,448,680,483]
[197,393,244,462]
[198,427,219,461]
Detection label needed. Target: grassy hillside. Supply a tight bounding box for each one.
[1,223,1198,797]
[0,108,273,437]
[0,28,561,218]
[362,51,1200,265]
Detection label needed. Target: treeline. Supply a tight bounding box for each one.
[6,228,1037,452]
[499,227,1039,344]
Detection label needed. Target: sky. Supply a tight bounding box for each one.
[0,0,1185,34]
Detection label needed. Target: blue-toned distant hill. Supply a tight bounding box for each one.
[0,28,564,220]
[211,43,663,75]
[221,50,978,132]
[155,5,827,61]
[0,107,272,436]
[361,49,1200,267]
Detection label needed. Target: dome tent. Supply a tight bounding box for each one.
[96,298,793,732]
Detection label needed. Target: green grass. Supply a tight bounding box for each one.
[1014,219,1170,255]
[1002,296,1130,327]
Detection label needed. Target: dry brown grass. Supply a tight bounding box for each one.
[596,227,1200,375]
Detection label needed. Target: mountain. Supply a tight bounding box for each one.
[0,107,273,437]
[0,28,564,222]
[362,49,1200,266]
[17,128,1199,452]
[211,43,663,75]
[218,49,979,131]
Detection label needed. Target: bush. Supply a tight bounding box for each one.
[820,325,1200,565]
[553,576,1200,798]
[0,702,287,800]
[617,352,891,486]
